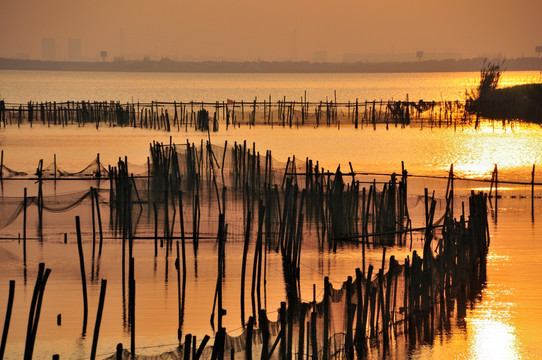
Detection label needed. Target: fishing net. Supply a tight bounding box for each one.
[0,165,28,177]
[0,136,488,359]
[108,246,482,360]
[104,191,488,360]
[0,189,93,231]
[0,156,112,179]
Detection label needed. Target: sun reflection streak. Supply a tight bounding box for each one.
[465,252,523,360]
[470,318,521,360]
[449,122,542,180]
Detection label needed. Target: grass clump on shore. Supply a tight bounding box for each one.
[466,60,542,122]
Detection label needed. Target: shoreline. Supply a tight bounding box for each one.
[1,56,541,74]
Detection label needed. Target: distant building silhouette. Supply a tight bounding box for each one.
[42,38,56,61]
[343,51,461,63]
[68,39,82,61]
[416,51,424,61]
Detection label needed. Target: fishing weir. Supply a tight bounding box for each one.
[0,133,498,360]
[0,96,495,132]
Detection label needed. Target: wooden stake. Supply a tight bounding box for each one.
[176,241,182,341]
[0,280,15,359]
[23,188,27,264]
[90,279,107,360]
[91,187,96,259]
[93,188,104,256]
[75,216,88,335]
[240,210,252,327]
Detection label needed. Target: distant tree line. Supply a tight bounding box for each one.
[0,56,541,73]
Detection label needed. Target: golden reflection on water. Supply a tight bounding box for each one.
[471,187,514,193]
[470,318,520,360]
[465,249,522,360]
[448,122,542,179]
[500,72,542,87]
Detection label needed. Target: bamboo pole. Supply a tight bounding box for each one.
[310,311,317,360]
[91,187,96,259]
[23,263,51,360]
[245,316,254,360]
[90,279,107,360]
[323,276,330,359]
[130,258,136,358]
[532,164,535,222]
[0,280,15,359]
[93,188,104,256]
[75,216,88,335]
[194,335,210,360]
[183,334,192,360]
[23,188,27,264]
[176,241,182,341]
[279,302,286,360]
[240,210,252,327]
[178,191,187,330]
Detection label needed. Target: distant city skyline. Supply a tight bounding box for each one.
[28,38,469,63]
[2,0,541,62]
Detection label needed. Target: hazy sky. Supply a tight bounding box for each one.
[2,0,541,62]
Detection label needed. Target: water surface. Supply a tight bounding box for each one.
[1,70,540,104]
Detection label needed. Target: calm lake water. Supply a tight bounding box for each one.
[0,70,542,359]
[1,69,541,104]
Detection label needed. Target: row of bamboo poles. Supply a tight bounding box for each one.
[1,144,538,257]
[0,138,500,359]
[0,187,490,360]
[106,140,488,359]
[2,139,539,246]
[115,141,414,249]
[99,191,488,360]
[0,98,480,131]
[164,192,487,360]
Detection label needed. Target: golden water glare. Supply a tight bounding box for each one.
[448,122,542,179]
[470,317,520,360]
[464,246,525,360]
